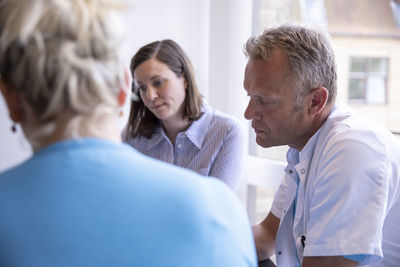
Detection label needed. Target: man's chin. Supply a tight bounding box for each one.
[255,136,274,148]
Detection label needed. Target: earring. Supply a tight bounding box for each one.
[11,123,17,133]
[119,110,123,117]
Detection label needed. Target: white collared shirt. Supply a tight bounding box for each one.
[271,104,400,266]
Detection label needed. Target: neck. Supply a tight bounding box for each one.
[291,104,332,151]
[24,113,122,152]
[161,116,191,145]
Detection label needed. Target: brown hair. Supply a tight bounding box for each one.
[124,39,203,139]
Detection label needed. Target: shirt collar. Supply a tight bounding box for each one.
[298,103,347,163]
[284,148,300,175]
[146,103,212,150]
[286,109,327,171]
[298,126,322,164]
[147,124,168,150]
[184,103,213,150]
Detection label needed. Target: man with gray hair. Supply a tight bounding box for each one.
[245,24,400,266]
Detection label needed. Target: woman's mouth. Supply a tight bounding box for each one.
[151,103,165,110]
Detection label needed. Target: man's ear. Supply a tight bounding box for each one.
[0,79,24,123]
[308,86,328,115]
[118,68,132,107]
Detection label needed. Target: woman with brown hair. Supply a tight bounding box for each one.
[122,39,245,190]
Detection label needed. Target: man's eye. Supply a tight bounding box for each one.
[257,98,270,105]
[262,100,273,105]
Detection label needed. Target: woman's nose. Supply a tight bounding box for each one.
[145,87,157,101]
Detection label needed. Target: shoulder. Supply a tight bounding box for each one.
[122,131,154,153]
[206,108,244,136]
[317,105,400,160]
[0,163,25,185]
[126,153,249,224]
[328,121,396,159]
[310,107,400,189]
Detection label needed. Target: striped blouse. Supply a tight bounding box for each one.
[122,104,245,190]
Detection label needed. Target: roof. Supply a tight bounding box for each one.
[325,0,400,38]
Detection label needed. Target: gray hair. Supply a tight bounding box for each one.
[244,24,337,105]
[0,0,126,147]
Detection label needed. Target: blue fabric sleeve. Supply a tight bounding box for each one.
[343,254,367,262]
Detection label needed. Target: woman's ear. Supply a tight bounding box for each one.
[308,86,328,115]
[0,79,25,123]
[118,89,127,107]
[118,68,132,107]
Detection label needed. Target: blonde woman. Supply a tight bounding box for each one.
[0,0,256,266]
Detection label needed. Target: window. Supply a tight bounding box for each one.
[391,0,400,28]
[348,57,389,104]
[301,0,328,27]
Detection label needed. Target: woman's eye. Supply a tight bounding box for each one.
[138,85,147,91]
[152,79,164,88]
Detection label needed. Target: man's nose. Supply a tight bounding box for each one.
[244,101,261,120]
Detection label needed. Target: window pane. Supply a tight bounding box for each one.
[366,76,386,104]
[350,58,366,72]
[370,58,388,74]
[305,0,327,26]
[348,78,365,100]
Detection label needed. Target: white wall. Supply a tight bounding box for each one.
[121,0,210,98]
[0,96,32,171]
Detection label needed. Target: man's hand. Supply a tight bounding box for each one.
[303,256,358,267]
[252,212,280,261]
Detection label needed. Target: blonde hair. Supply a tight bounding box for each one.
[0,0,126,147]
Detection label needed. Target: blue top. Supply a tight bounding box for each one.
[122,104,246,190]
[0,138,256,267]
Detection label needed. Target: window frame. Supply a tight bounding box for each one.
[347,57,389,105]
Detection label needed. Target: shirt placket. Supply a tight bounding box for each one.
[276,166,300,266]
[173,134,184,165]
[163,138,175,164]
[293,163,307,263]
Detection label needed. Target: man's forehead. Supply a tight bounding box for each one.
[244,54,293,98]
[244,59,280,86]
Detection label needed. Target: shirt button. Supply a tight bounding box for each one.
[177,144,182,148]
[289,170,293,174]
[283,209,286,213]
[278,251,282,255]
[301,169,305,174]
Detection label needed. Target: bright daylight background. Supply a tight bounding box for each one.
[1,0,399,224]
